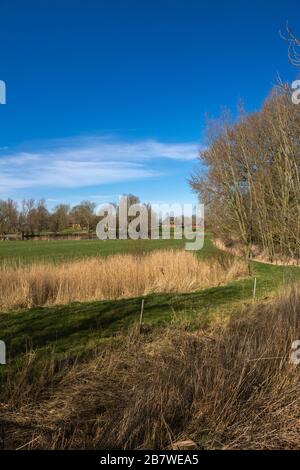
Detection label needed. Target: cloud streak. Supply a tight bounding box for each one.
[0,136,199,197]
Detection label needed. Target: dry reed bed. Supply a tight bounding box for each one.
[214,238,300,266]
[1,286,300,449]
[0,250,247,311]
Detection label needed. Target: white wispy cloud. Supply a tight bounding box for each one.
[0,136,199,196]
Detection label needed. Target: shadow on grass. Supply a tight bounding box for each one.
[1,246,300,365]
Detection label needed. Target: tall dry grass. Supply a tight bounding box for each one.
[1,286,300,450]
[0,250,247,311]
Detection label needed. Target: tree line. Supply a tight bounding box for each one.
[0,199,98,238]
[190,87,300,262]
[0,194,143,238]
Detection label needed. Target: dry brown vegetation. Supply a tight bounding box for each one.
[1,286,300,450]
[214,238,300,266]
[0,250,247,311]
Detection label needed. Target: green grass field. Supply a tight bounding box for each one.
[0,237,186,264]
[1,235,300,371]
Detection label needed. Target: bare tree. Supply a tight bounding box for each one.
[280,22,300,67]
[0,199,18,235]
[70,201,96,237]
[50,204,70,234]
[190,89,300,263]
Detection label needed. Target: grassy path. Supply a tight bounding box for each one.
[1,235,300,368]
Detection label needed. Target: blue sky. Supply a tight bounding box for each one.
[0,0,299,208]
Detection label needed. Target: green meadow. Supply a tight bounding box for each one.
[0,237,186,265]
[1,235,300,371]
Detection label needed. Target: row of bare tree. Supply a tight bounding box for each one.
[0,194,145,238]
[190,88,300,262]
[0,199,98,237]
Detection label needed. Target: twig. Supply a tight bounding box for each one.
[16,435,40,450]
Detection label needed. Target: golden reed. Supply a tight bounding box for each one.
[0,250,247,311]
